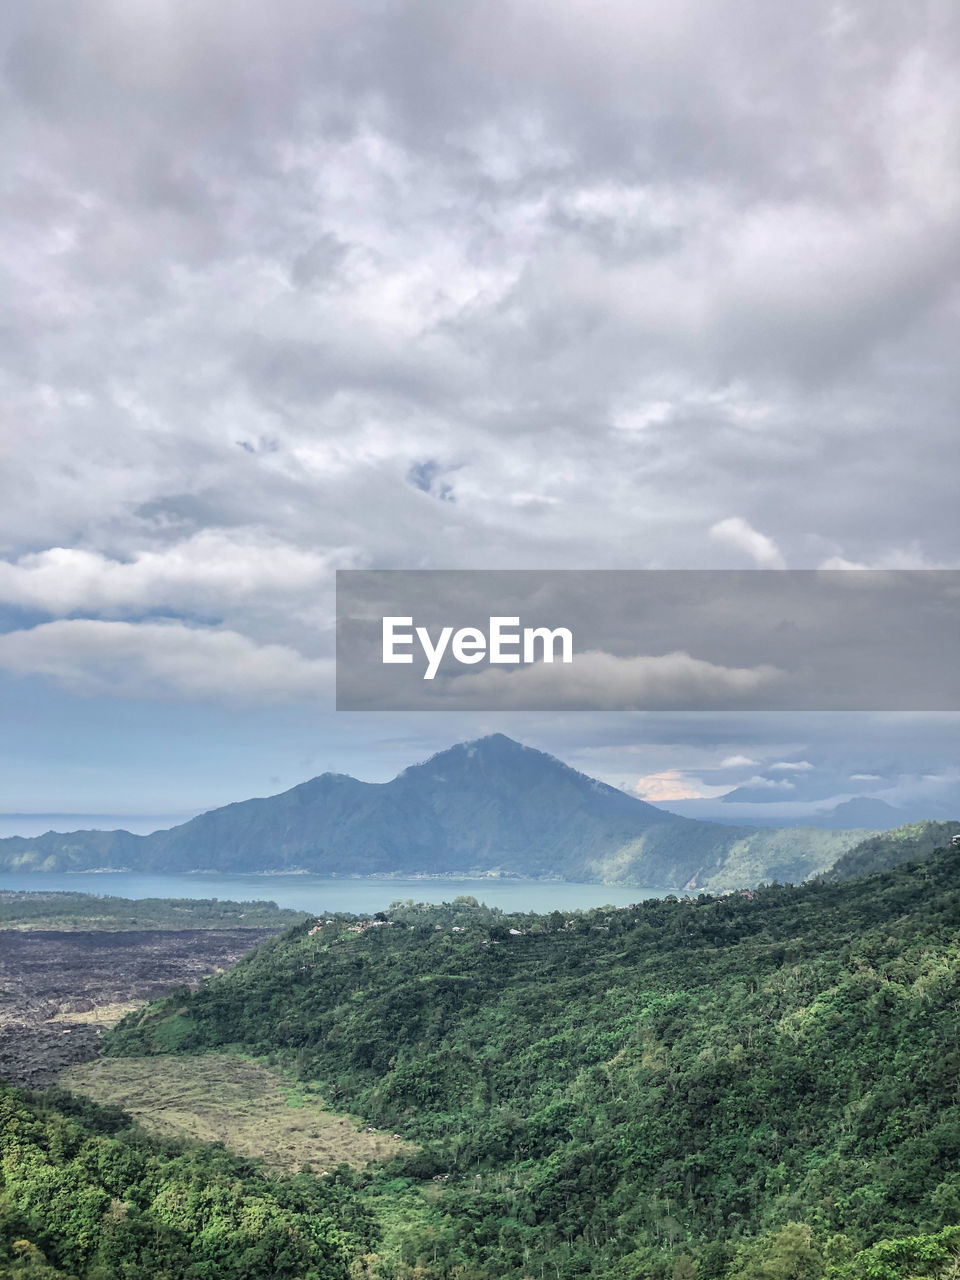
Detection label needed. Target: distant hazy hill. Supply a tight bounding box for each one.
[808,796,911,828]
[662,795,911,828]
[0,734,870,889]
[820,819,960,882]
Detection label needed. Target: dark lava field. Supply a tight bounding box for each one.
[0,928,278,1088]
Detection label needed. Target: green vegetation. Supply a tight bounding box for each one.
[0,890,307,931]
[59,1054,412,1173]
[93,848,960,1279]
[820,821,960,883]
[0,1082,376,1279]
[589,820,864,891]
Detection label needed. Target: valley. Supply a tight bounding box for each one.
[3,818,960,1279]
[75,842,960,1278]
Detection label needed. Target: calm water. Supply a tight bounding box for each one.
[0,871,680,915]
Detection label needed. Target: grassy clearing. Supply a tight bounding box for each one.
[59,1053,414,1173]
[52,1000,144,1028]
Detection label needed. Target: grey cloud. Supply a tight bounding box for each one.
[346,649,784,712]
[290,235,351,289]
[1,0,960,723]
[336,570,960,711]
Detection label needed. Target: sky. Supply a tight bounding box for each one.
[1,0,959,830]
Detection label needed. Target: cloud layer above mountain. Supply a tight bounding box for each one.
[1,1,958,812]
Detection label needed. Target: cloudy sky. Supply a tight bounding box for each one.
[1,0,959,830]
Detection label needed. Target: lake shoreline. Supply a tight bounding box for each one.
[0,871,686,914]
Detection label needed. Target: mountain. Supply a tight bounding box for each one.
[0,734,869,889]
[820,819,960,882]
[809,796,910,828]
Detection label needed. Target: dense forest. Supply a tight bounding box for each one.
[0,1084,376,1279]
[88,846,960,1279]
[820,821,960,883]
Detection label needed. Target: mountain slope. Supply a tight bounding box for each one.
[0,734,868,887]
[0,1082,375,1279]
[821,819,960,882]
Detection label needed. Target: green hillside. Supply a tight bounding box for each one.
[821,820,960,883]
[0,1084,376,1279]
[101,845,960,1279]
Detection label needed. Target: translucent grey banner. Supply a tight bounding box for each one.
[336,570,960,711]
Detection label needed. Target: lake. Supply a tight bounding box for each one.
[0,871,682,915]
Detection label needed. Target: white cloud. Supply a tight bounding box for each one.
[877,769,960,802]
[819,556,871,571]
[819,550,954,570]
[0,620,332,703]
[767,760,814,772]
[386,649,784,710]
[0,532,343,617]
[709,518,786,569]
[720,754,759,768]
[633,769,731,801]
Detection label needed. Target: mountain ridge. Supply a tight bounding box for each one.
[820,819,960,882]
[0,734,870,888]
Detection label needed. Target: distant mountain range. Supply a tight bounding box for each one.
[784,797,914,828]
[0,735,881,890]
[662,795,915,829]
